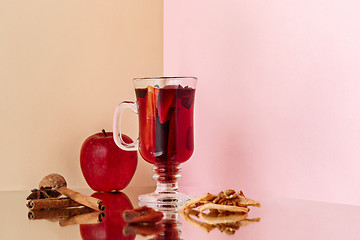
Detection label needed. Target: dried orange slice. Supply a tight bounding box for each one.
[145,86,158,119]
[143,86,158,153]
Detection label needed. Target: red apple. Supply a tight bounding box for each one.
[80,130,137,192]
[80,192,135,240]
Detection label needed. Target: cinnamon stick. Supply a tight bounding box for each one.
[59,212,105,226]
[38,173,105,211]
[58,187,105,211]
[28,207,94,221]
[27,198,82,210]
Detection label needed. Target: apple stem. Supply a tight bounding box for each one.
[102,129,107,137]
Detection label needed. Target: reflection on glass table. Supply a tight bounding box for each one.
[124,208,182,240]
[1,186,360,239]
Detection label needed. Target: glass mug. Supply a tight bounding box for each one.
[113,77,197,207]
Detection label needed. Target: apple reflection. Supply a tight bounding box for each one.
[79,192,135,240]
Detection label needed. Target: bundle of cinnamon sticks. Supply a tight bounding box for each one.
[26,188,105,226]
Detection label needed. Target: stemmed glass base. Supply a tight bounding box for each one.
[138,165,192,209]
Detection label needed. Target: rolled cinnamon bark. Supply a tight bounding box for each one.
[38,173,105,211]
[28,207,94,221]
[58,187,105,211]
[27,198,82,210]
[59,212,105,226]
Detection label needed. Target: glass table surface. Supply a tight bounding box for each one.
[1,186,359,239]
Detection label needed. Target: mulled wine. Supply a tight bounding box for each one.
[113,77,197,207]
[135,85,195,166]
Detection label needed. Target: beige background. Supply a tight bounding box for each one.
[0,0,163,190]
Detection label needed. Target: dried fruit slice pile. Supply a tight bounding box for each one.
[180,189,261,235]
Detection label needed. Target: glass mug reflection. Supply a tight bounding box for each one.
[123,209,181,240]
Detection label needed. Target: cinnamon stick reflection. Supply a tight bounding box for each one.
[59,212,105,226]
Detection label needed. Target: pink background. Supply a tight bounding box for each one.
[164,0,360,205]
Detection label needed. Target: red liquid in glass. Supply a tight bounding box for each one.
[135,85,195,170]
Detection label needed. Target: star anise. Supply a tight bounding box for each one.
[26,186,61,200]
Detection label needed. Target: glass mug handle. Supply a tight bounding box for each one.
[112,101,139,151]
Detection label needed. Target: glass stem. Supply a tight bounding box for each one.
[153,164,182,194]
